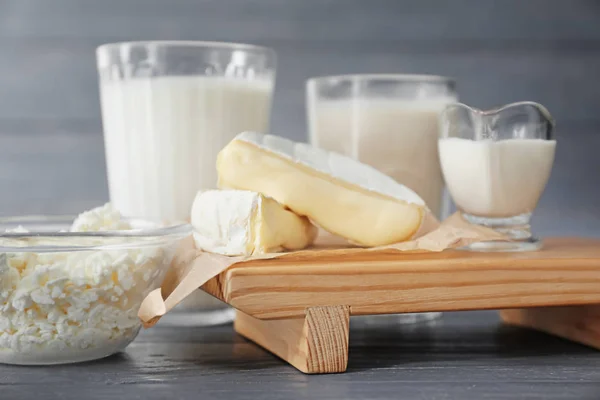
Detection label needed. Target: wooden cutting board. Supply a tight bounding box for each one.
[202,237,600,374]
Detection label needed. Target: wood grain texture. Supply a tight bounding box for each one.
[207,238,600,320]
[501,306,600,351]
[235,306,350,373]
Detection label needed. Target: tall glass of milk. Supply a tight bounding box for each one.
[439,102,556,251]
[306,74,457,324]
[97,41,276,326]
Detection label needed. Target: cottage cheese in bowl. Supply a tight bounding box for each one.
[0,204,191,365]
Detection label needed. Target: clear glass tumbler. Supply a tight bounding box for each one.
[307,74,457,219]
[306,74,457,324]
[97,41,276,326]
[439,102,556,252]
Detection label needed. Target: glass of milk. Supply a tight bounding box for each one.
[306,74,457,324]
[307,74,457,219]
[96,41,276,326]
[439,102,556,251]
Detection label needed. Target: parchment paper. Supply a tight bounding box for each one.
[138,212,505,327]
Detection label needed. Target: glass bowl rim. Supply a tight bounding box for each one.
[0,215,192,252]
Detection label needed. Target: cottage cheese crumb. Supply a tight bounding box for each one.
[70,203,132,232]
[0,203,177,365]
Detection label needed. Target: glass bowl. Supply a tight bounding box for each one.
[0,216,191,365]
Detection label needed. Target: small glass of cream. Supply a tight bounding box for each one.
[439,102,556,251]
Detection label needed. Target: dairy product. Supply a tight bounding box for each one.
[70,202,133,232]
[217,132,433,247]
[308,99,453,217]
[439,138,556,218]
[100,76,273,222]
[0,204,178,365]
[191,190,316,256]
[191,190,317,256]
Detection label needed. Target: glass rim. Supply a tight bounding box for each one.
[0,215,192,252]
[443,101,556,127]
[307,74,455,85]
[96,40,275,55]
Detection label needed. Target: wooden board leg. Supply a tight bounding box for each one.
[234,305,350,374]
[500,305,600,349]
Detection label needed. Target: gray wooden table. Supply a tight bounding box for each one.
[2,311,600,400]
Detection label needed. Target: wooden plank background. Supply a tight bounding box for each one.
[0,0,598,236]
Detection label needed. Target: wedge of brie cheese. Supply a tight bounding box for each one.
[217,132,432,247]
[191,190,317,256]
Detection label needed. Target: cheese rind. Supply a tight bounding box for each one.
[191,190,317,256]
[217,132,431,247]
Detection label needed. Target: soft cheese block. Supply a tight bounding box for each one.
[217,132,432,247]
[191,190,317,256]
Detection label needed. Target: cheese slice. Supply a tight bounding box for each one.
[217,132,433,247]
[191,189,317,256]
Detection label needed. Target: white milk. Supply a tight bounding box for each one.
[309,99,453,217]
[439,138,556,218]
[100,76,273,222]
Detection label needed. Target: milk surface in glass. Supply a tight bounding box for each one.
[100,76,273,222]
